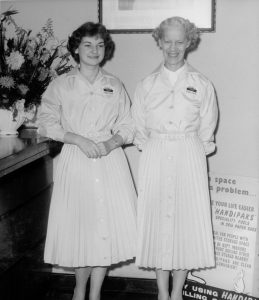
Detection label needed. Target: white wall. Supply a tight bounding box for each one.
[1,0,97,39]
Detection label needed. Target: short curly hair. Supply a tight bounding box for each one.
[67,22,115,66]
[152,16,200,52]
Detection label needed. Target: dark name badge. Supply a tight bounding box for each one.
[103,87,114,94]
[186,86,197,94]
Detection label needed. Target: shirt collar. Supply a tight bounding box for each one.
[66,66,115,84]
[163,63,186,77]
[153,61,197,76]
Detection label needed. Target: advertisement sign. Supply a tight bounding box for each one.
[183,280,259,300]
[190,173,259,298]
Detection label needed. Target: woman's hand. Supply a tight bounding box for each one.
[77,136,102,159]
[64,132,101,158]
[97,134,124,156]
[97,141,113,156]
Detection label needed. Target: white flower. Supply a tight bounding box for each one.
[25,45,35,59]
[57,45,67,57]
[46,37,60,49]
[25,104,37,120]
[6,51,25,70]
[49,69,58,79]
[0,76,15,89]
[27,37,37,49]
[4,26,16,40]
[38,68,49,81]
[40,50,50,63]
[14,99,25,112]
[17,84,29,95]
[50,57,61,70]
[32,57,40,66]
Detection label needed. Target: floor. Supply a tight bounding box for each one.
[43,291,158,300]
[38,273,159,300]
[2,241,238,300]
[13,242,159,300]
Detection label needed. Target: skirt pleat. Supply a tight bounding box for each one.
[136,135,215,270]
[44,144,137,268]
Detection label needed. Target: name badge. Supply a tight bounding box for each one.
[186,86,197,94]
[103,87,114,94]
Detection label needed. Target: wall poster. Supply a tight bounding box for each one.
[186,172,259,299]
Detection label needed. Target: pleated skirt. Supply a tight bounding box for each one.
[136,133,215,270]
[44,144,137,268]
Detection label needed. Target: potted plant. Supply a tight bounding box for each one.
[0,9,74,135]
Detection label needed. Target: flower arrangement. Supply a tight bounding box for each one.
[0,9,74,118]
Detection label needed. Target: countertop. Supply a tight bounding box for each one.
[0,129,62,178]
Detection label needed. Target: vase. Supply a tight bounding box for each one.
[0,108,26,136]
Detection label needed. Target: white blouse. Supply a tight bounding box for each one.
[131,62,218,154]
[38,67,134,144]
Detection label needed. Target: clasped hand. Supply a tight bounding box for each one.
[78,137,112,158]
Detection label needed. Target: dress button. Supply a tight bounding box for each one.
[90,91,94,95]
[166,213,172,218]
[92,159,96,162]
[169,121,173,125]
[95,178,100,183]
[169,105,174,109]
[100,218,104,223]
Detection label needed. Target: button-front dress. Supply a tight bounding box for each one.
[131,62,218,270]
[38,67,137,267]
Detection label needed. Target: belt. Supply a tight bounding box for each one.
[149,131,197,140]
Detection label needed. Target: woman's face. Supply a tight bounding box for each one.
[159,24,190,71]
[75,35,105,67]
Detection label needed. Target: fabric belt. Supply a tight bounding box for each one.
[149,131,197,140]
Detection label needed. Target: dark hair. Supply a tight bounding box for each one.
[67,22,115,66]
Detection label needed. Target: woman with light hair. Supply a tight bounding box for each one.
[132,16,218,300]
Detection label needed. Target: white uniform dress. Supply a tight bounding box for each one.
[38,67,137,268]
[131,62,218,270]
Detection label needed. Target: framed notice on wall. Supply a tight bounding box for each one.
[98,0,216,33]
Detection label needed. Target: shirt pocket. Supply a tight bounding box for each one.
[182,87,201,109]
[146,90,172,112]
[97,87,118,104]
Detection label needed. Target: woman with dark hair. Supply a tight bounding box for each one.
[132,17,218,300]
[38,22,137,300]
[67,22,115,67]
